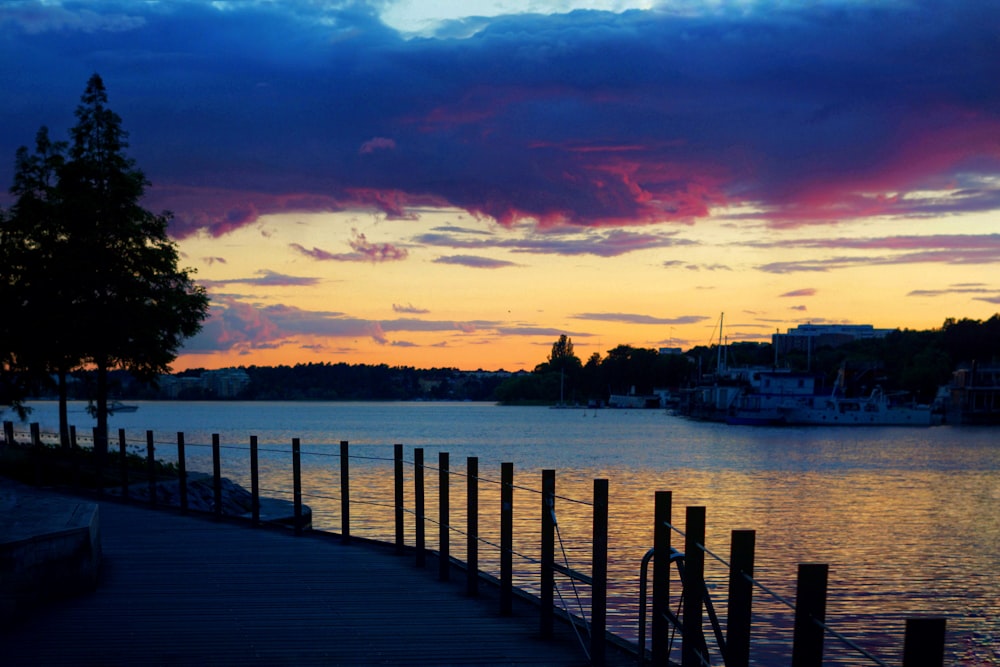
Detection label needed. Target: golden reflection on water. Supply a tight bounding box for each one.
[19,401,997,665]
[198,451,1000,667]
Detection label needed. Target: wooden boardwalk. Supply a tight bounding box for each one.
[2,492,635,666]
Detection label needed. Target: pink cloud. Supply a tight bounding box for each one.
[359,137,396,154]
[780,288,817,297]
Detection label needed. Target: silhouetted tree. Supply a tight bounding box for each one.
[3,74,209,455]
[1,127,80,437]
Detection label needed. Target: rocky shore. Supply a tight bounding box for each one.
[103,474,307,526]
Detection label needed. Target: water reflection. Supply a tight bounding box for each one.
[13,400,999,666]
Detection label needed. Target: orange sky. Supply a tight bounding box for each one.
[171,203,1000,372]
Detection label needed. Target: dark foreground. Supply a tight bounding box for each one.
[1,486,634,666]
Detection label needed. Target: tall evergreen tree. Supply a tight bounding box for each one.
[2,74,209,454]
[1,127,75,434]
[59,73,209,455]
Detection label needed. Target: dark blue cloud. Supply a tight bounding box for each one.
[2,0,999,236]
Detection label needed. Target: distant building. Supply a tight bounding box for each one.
[157,368,250,398]
[772,323,893,356]
[202,369,250,397]
[658,347,683,355]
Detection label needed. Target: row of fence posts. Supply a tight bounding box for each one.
[4,423,948,667]
[647,491,946,667]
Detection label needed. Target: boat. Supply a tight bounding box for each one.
[109,401,138,413]
[774,386,941,426]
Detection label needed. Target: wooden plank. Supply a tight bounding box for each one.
[2,494,633,666]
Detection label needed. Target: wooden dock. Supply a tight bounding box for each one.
[1,490,632,666]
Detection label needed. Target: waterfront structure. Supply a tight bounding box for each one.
[944,363,1000,424]
[771,323,893,356]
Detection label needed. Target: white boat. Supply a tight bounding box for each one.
[775,387,941,426]
[109,400,138,413]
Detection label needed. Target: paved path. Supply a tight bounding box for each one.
[2,490,634,666]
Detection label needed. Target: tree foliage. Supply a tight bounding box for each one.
[0,74,209,452]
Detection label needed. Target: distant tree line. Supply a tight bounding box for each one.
[8,316,998,412]
[21,364,510,404]
[496,316,1000,405]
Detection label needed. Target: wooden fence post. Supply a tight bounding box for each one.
[249,435,258,525]
[652,491,673,667]
[792,563,828,667]
[903,618,946,667]
[177,432,188,514]
[146,430,156,507]
[500,461,514,616]
[212,434,222,518]
[118,429,129,499]
[681,506,707,667]
[591,478,609,667]
[340,440,350,544]
[92,427,103,495]
[540,469,556,639]
[438,451,450,582]
[292,438,303,535]
[30,423,41,485]
[394,444,404,554]
[70,425,80,490]
[466,456,479,597]
[726,529,756,667]
[415,448,425,567]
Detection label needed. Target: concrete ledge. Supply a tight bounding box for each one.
[0,484,101,622]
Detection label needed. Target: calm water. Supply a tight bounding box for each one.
[11,400,999,666]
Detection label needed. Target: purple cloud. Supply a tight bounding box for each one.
[393,302,430,314]
[290,230,409,262]
[199,270,320,288]
[433,255,518,268]
[780,289,817,298]
[414,227,695,258]
[360,137,397,154]
[2,1,998,239]
[573,313,709,326]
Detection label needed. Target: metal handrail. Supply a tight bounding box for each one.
[638,546,728,667]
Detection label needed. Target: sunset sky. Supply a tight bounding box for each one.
[2,0,999,372]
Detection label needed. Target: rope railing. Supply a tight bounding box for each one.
[4,422,946,667]
[661,518,894,667]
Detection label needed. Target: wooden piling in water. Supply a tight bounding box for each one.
[466,456,479,597]
[439,451,450,582]
[340,440,350,543]
[500,461,514,616]
[681,506,708,667]
[394,444,404,554]
[415,447,426,567]
[903,617,946,667]
[541,469,556,639]
[651,490,672,667]
[792,563,828,667]
[591,478,609,667]
[248,435,257,524]
[725,529,756,667]
[292,438,302,535]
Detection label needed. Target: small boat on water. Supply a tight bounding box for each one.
[770,387,941,426]
[109,401,138,413]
